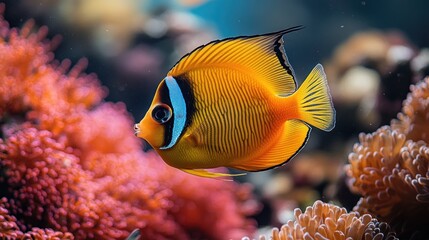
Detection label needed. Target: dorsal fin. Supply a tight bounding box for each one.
[168,26,303,96]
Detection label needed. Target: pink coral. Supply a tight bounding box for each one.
[0,197,74,239]
[0,4,257,239]
[161,163,257,239]
[70,102,141,158]
[1,126,256,239]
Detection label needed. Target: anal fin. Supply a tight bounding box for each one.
[232,119,310,171]
[180,168,246,180]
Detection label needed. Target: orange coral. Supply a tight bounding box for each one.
[258,200,397,240]
[0,5,256,240]
[0,20,105,111]
[0,16,106,137]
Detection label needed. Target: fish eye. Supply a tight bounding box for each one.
[151,104,172,124]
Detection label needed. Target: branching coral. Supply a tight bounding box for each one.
[0,197,74,239]
[162,164,257,239]
[259,200,397,240]
[0,5,256,240]
[347,77,429,239]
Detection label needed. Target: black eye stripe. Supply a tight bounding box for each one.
[157,81,174,146]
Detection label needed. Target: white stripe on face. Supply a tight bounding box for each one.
[160,76,187,149]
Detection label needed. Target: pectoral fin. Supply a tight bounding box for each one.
[183,132,201,147]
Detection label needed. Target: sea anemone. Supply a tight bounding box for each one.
[0,5,257,239]
[391,77,429,143]
[258,200,397,240]
[347,124,429,238]
[346,75,429,238]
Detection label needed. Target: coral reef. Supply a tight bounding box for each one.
[346,78,429,239]
[0,197,74,239]
[258,200,397,240]
[0,5,256,240]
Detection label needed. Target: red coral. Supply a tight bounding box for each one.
[0,4,257,239]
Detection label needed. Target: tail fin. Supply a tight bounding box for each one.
[294,64,335,131]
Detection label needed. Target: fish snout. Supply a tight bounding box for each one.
[134,122,149,140]
[134,123,141,136]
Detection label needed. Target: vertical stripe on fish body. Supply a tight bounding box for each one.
[135,26,336,178]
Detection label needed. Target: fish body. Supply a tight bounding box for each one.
[135,27,335,178]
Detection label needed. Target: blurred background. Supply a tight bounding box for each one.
[3,0,429,236]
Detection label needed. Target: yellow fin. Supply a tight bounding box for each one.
[294,64,336,131]
[183,132,202,147]
[231,120,310,172]
[168,27,303,96]
[180,168,246,179]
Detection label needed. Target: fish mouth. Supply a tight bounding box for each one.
[133,123,140,136]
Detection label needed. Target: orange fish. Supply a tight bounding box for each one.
[135,27,335,178]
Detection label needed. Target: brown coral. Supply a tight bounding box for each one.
[259,200,397,240]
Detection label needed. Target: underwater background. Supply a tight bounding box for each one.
[0,0,429,239]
